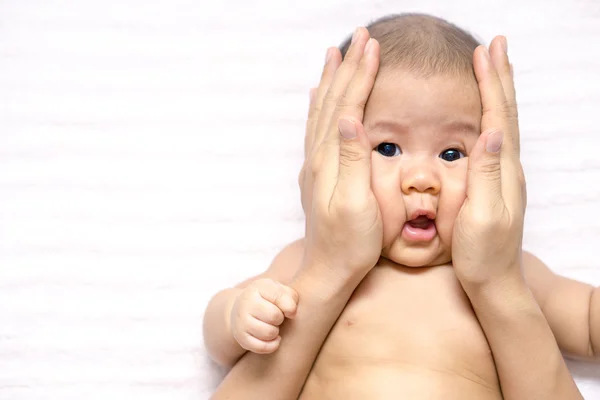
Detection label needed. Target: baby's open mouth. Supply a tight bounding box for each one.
[407,215,435,229]
[402,214,437,242]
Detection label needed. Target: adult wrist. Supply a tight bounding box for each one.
[459,263,525,295]
[463,269,538,318]
[291,260,365,305]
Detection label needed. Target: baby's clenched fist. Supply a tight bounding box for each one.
[230,278,299,354]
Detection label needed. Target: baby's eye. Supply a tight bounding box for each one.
[376,143,401,157]
[439,148,465,162]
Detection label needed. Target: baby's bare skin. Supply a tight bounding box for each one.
[209,236,593,399]
[209,24,590,399]
[300,260,502,399]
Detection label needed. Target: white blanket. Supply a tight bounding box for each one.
[1,0,600,398]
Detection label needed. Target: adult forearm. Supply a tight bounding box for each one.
[589,287,600,357]
[203,288,245,367]
[465,274,582,400]
[212,268,362,400]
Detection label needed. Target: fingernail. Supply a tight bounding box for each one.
[501,37,508,54]
[339,118,356,139]
[486,130,504,153]
[325,48,333,64]
[309,88,316,104]
[365,38,374,55]
[351,28,361,44]
[484,46,491,61]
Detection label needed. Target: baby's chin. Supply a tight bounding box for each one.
[381,243,452,268]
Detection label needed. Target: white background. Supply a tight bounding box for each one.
[1,0,600,399]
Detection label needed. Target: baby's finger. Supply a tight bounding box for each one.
[255,280,298,320]
[306,48,342,157]
[250,294,285,325]
[245,316,280,341]
[277,287,299,319]
[238,332,281,354]
[489,36,520,155]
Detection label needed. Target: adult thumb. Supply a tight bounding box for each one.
[467,129,504,209]
[337,117,372,196]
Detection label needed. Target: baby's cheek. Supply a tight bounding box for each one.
[447,183,467,216]
[371,164,405,247]
[439,171,468,239]
[370,156,393,211]
[444,165,468,204]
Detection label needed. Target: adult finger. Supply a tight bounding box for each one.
[473,45,522,210]
[489,36,520,155]
[473,45,510,142]
[465,128,505,216]
[311,27,370,157]
[317,38,380,199]
[487,37,526,210]
[305,48,342,157]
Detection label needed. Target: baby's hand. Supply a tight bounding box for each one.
[230,278,299,354]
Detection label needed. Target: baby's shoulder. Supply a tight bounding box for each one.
[274,238,305,264]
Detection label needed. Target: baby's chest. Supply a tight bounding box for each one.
[319,265,497,379]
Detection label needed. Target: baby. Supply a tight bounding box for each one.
[204,14,596,399]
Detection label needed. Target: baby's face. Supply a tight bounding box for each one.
[364,69,482,267]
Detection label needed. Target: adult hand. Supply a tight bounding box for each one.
[298,46,341,225]
[298,28,383,283]
[452,36,527,289]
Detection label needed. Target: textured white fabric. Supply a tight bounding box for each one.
[1,0,600,398]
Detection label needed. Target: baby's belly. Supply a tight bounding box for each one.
[300,261,502,399]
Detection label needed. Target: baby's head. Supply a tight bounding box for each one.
[340,14,483,268]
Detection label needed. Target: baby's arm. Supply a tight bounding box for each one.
[523,250,600,360]
[202,239,304,367]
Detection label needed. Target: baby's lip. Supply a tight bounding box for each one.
[409,209,436,221]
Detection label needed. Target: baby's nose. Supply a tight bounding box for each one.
[401,167,440,195]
